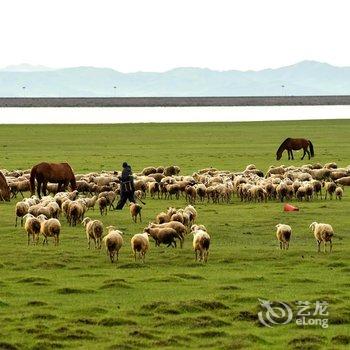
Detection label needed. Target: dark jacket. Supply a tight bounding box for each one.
[119,166,135,192]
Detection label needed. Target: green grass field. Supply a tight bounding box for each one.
[0,120,349,350]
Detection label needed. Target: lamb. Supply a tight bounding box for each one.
[335,186,343,200]
[82,217,104,249]
[103,226,123,262]
[192,228,211,262]
[275,224,292,250]
[131,232,149,262]
[39,217,61,245]
[309,222,334,253]
[23,214,41,245]
[129,203,142,223]
[15,201,29,227]
[144,226,181,248]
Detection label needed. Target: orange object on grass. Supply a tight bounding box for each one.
[284,203,299,211]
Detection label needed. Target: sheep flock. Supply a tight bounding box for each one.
[5,161,345,263]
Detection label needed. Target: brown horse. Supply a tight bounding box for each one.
[276,138,314,161]
[0,171,11,202]
[30,162,77,198]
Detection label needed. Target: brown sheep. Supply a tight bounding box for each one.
[129,203,142,223]
[97,197,108,215]
[148,222,186,247]
[144,226,181,248]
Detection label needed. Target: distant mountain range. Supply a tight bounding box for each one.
[1,61,350,97]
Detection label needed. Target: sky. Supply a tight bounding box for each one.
[1,0,350,72]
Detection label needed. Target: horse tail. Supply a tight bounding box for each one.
[30,166,37,195]
[308,140,314,157]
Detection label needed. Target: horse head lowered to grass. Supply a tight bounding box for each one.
[276,138,314,161]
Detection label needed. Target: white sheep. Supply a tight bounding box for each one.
[103,226,124,263]
[23,213,41,245]
[335,186,343,200]
[82,217,104,249]
[131,232,149,262]
[275,224,292,250]
[38,216,61,245]
[15,201,29,227]
[309,222,334,253]
[192,228,211,262]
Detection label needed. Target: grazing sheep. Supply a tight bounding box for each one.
[82,217,104,249]
[156,211,170,224]
[23,214,41,245]
[148,182,160,198]
[184,205,197,224]
[324,181,337,200]
[275,224,292,250]
[164,165,180,177]
[192,229,211,262]
[335,176,350,186]
[103,226,123,262]
[335,186,343,200]
[131,232,149,262]
[129,203,142,223]
[97,197,108,216]
[39,217,61,245]
[68,201,85,226]
[309,222,334,253]
[83,195,97,211]
[10,179,30,198]
[170,212,184,223]
[47,201,61,219]
[148,222,186,247]
[144,226,180,248]
[276,182,288,202]
[15,201,29,227]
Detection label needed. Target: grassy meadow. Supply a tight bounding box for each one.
[0,120,349,350]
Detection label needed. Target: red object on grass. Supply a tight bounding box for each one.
[284,203,299,211]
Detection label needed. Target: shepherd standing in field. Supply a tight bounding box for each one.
[115,162,136,210]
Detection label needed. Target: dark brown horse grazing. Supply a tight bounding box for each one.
[276,138,314,161]
[0,171,11,202]
[30,162,76,198]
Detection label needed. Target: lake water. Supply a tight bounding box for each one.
[0,105,349,124]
